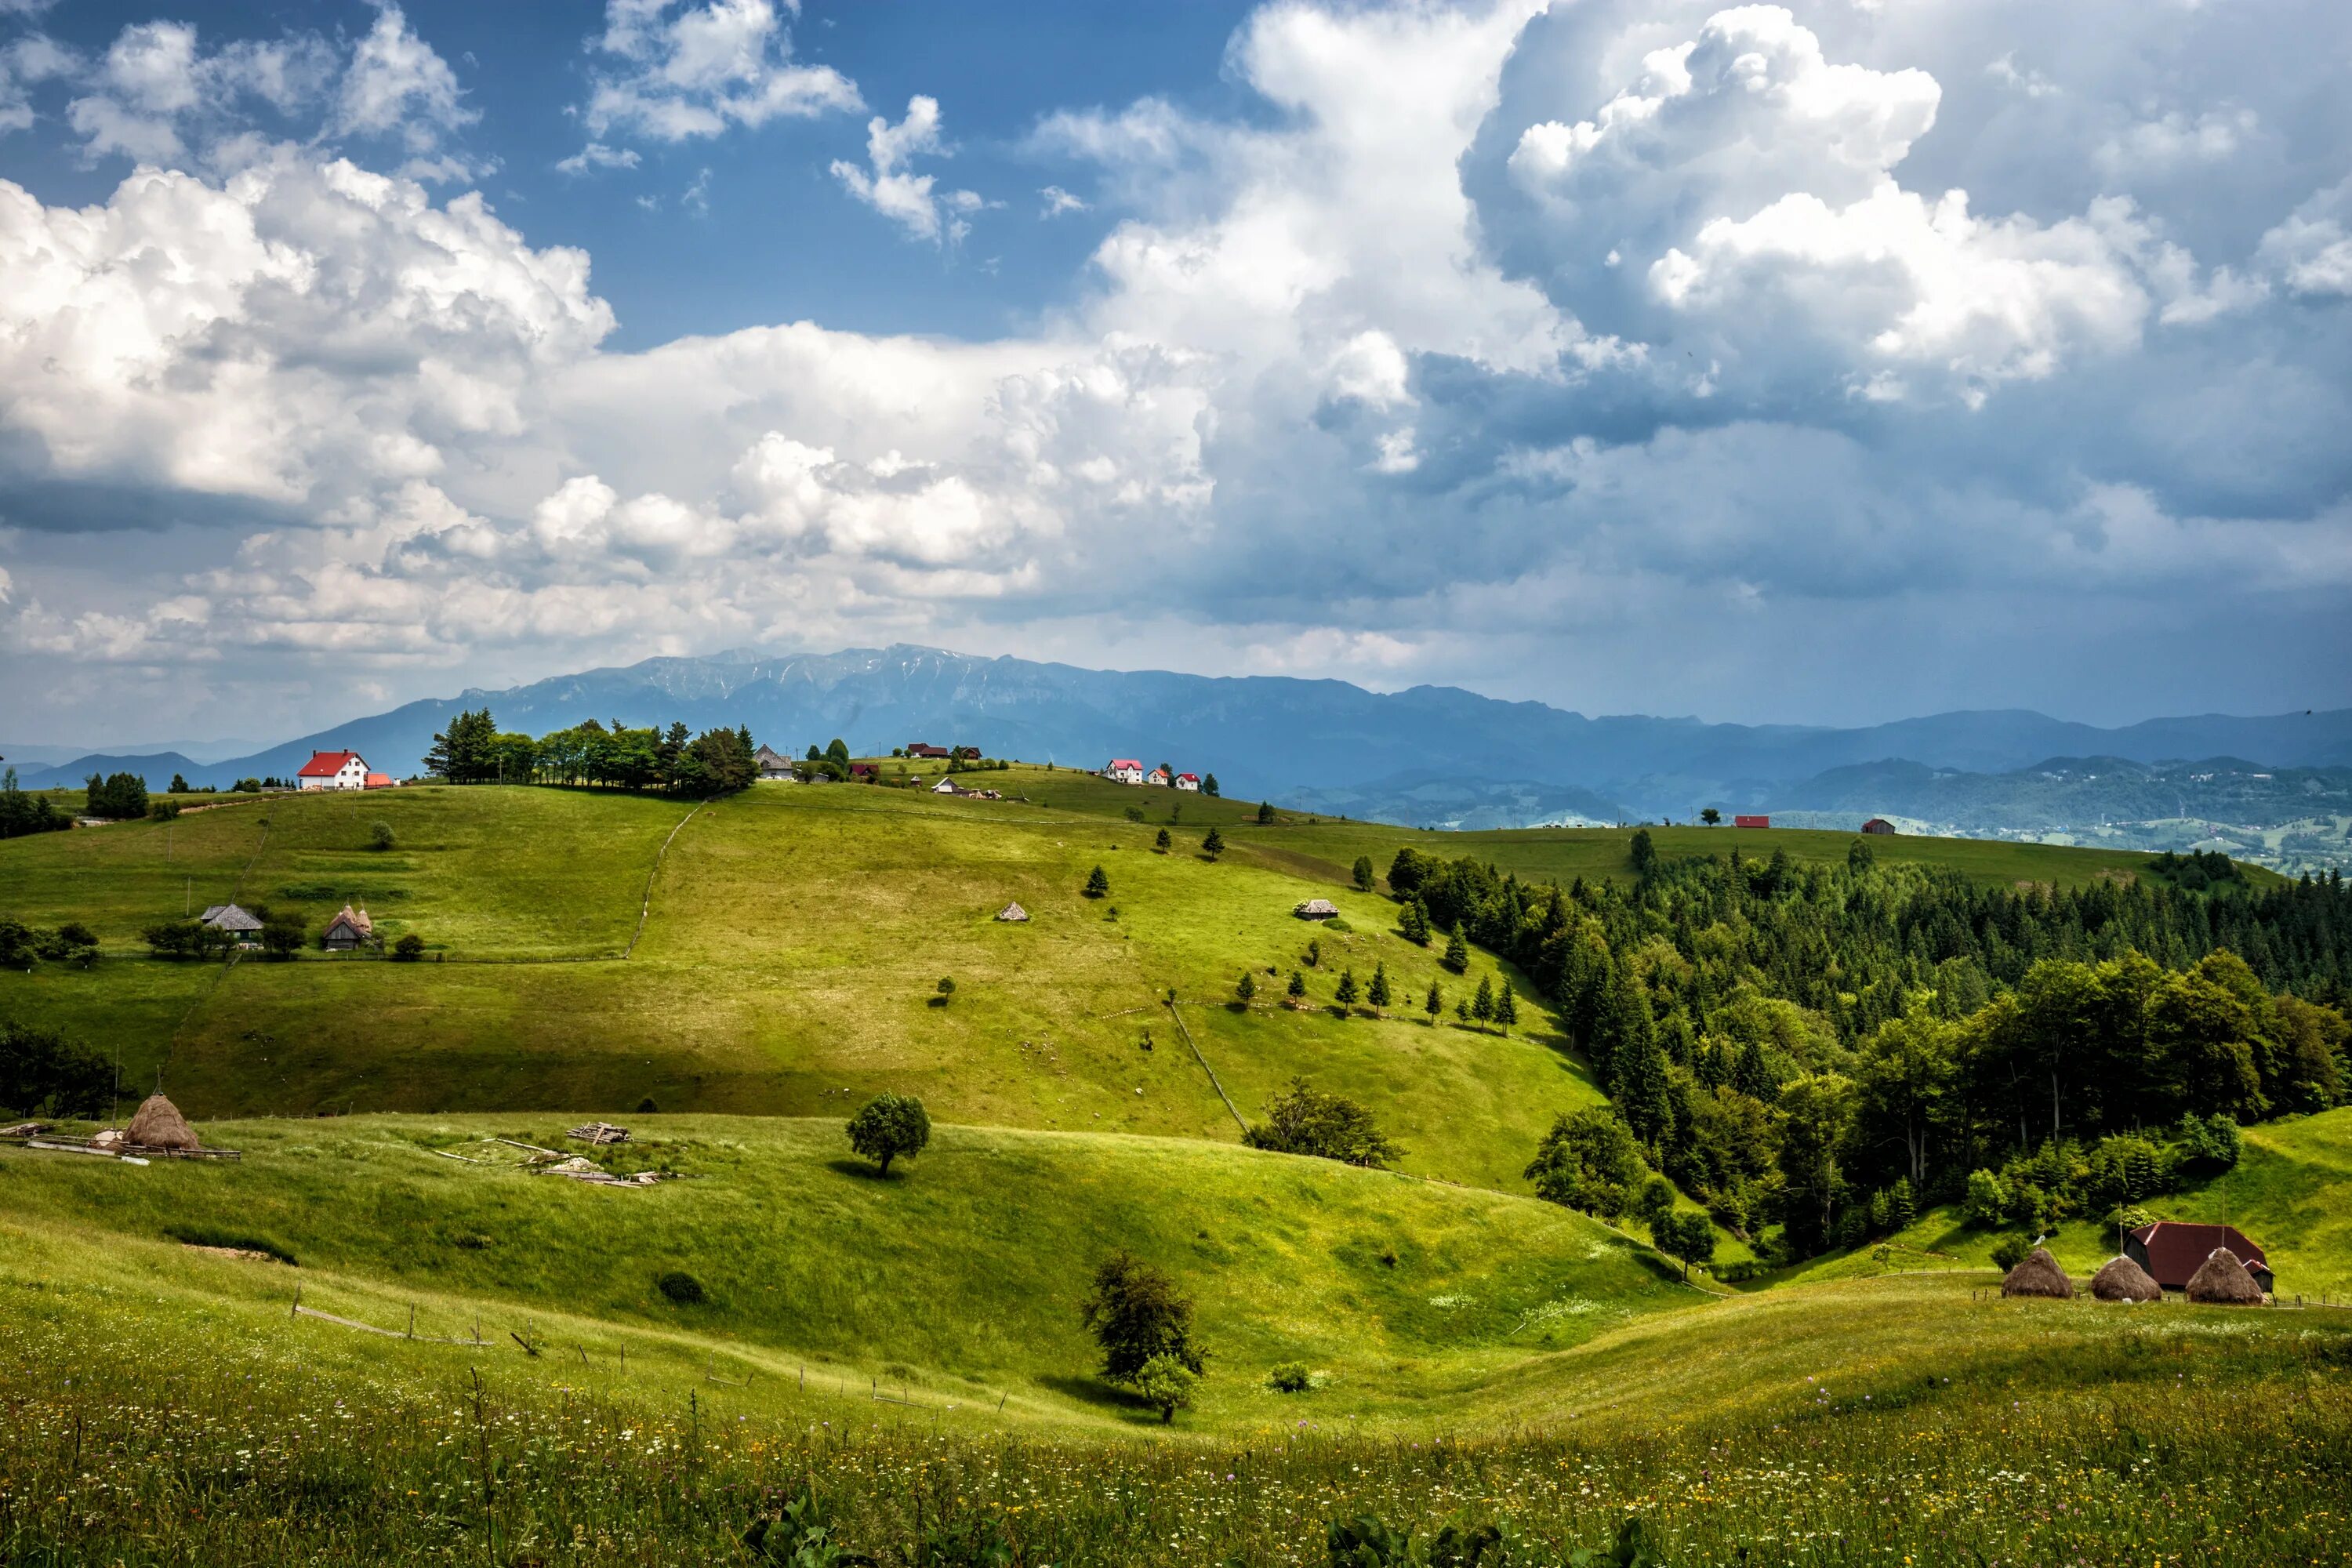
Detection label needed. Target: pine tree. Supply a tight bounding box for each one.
[1287,969,1308,1006]
[1472,974,1496,1031]
[1236,971,1257,1004]
[1156,828,1172,852]
[1733,1036,1774,1100]
[1399,898,1431,946]
[1424,983,1442,1025]
[1367,963,1392,1017]
[1335,968,1359,1007]
[1256,800,1274,823]
[1497,981,1519,1035]
[1442,924,1469,975]
[1203,827,1225,858]
[1084,865,1111,899]
[1203,774,1220,797]
[1890,1175,1916,1229]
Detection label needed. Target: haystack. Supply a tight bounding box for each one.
[996,902,1029,922]
[125,1093,200,1151]
[2000,1246,2074,1298]
[2186,1247,2265,1305]
[2091,1254,2161,1303]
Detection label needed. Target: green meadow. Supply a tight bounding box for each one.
[5,771,2349,1563]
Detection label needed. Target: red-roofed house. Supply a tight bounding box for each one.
[1734,814,1770,829]
[1861,817,1896,834]
[2126,1221,2274,1294]
[907,742,950,759]
[297,750,370,792]
[365,772,394,789]
[1145,767,1172,787]
[1174,772,1201,792]
[1105,759,1144,785]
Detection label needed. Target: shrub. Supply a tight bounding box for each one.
[846,1092,931,1175]
[391,933,426,961]
[656,1271,706,1305]
[636,1097,659,1114]
[1991,1236,2031,1272]
[1526,1108,1646,1221]
[2177,1112,2241,1173]
[0,1021,113,1118]
[368,821,396,851]
[1267,1362,1312,1394]
[1963,1168,2009,1228]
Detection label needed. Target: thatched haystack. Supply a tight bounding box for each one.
[125,1094,200,1151]
[2091,1254,2162,1302]
[996,902,1029,922]
[2001,1246,2074,1298]
[2186,1247,2265,1305]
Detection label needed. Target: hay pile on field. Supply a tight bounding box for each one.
[2091,1254,2161,1302]
[2001,1247,2074,1298]
[126,1094,199,1151]
[2186,1247,2265,1305]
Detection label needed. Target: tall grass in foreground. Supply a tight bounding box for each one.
[4,1308,2348,1566]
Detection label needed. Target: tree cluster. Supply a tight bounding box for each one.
[0,920,98,970]
[1389,840,2352,1261]
[424,709,758,795]
[1241,1077,1402,1168]
[83,771,150,820]
[1,771,70,840]
[0,1020,112,1117]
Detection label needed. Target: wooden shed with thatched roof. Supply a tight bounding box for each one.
[322,905,375,951]
[2186,1247,2267,1305]
[125,1094,200,1152]
[2091,1254,2162,1302]
[2000,1247,2075,1298]
[1294,898,1340,920]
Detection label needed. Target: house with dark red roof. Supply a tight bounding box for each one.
[1861,817,1896,834]
[1104,759,1144,784]
[2126,1221,2273,1294]
[907,742,950,759]
[1734,814,1770,829]
[296,750,369,792]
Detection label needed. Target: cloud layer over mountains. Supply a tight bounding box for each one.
[0,0,2346,741]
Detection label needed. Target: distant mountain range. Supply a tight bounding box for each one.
[6,646,2349,849]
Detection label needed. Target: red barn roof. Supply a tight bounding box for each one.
[298,750,361,778]
[1733,814,1770,829]
[2128,1221,2268,1290]
[1108,759,1142,770]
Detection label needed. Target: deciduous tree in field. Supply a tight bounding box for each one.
[1526,1106,1647,1220]
[1080,1251,1204,1383]
[1242,1077,1401,1168]
[1352,855,1374,891]
[1653,1209,1717,1281]
[1700,808,1721,825]
[846,1093,932,1176]
[1134,1353,1199,1425]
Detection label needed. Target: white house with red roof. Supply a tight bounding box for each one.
[1174,772,1201,792]
[1145,766,1172,787]
[296,750,370,791]
[1104,759,1144,785]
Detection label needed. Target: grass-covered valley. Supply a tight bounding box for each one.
[5,768,2351,1563]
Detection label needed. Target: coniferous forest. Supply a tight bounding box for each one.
[1388,837,2352,1258]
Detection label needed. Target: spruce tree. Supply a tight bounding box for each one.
[1156,828,1172,852]
[1287,969,1307,1005]
[1203,827,1225,858]
[1256,800,1274,824]
[1335,968,1359,1007]
[1367,963,1392,1018]
[1472,975,1495,1031]
[1497,981,1519,1035]
[1399,898,1431,946]
[1890,1175,1916,1229]
[1442,924,1469,975]
[1424,983,1442,1025]
[1236,971,1257,1004]
[1083,865,1111,899]
[1733,1036,1774,1101]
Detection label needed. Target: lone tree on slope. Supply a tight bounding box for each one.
[1083,865,1111,898]
[1352,855,1374,891]
[846,1093,932,1176]
[1080,1251,1205,1383]
[1156,828,1172,852]
[1424,982,1443,1025]
[1202,826,1225,858]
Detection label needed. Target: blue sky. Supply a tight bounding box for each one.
[0,0,2347,744]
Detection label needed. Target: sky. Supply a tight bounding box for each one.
[0,0,2347,746]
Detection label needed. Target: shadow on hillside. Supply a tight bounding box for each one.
[1033,1373,1160,1421]
[826,1158,896,1181]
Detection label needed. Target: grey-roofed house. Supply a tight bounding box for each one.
[199,904,264,938]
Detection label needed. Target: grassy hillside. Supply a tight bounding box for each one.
[2,782,1617,1193]
[0,1113,1701,1428]
[1779,1107,2352,1300]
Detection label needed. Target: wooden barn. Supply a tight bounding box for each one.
[2126,1221,2273,1294]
